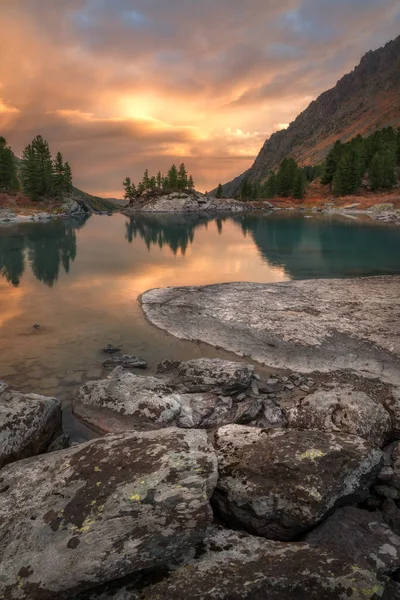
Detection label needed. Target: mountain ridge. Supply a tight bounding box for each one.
[217,34,400,196]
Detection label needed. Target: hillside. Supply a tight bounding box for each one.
[218,34,400,197]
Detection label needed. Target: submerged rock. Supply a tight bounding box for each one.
[0,428,217,599]
[140,277,400,385]
[73,359,263,434]
[102,344,121,355]
[213,425,383,540]
[286,387,392,447]
[119,526,393,600]
[0,387,61,469]
[102,355,147,369]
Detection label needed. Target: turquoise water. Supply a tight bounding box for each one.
[1,211,399,439]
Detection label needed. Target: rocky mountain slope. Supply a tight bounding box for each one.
[218,34,400,197]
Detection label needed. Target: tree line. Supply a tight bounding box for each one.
[123,163,195,201]
[0,134,73,200]
[216,159,321,201]
[321,126,400,195]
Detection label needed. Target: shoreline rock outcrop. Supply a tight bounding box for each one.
[140,276,400,385]
[122,192,268,214]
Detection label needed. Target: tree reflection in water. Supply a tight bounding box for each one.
[0,216,88,287]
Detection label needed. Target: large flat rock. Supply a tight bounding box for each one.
[213,425,383,540]
[0,428,217,599]
[83,526,396,599]
[140,277,400,385]
[0,384,61,469]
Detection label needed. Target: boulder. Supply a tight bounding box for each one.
[102,344,121,354]
[0,428,217,599]
[73,360,263,434]
[128,526,392,600]
[73,369,182,433]
[0,388,61,469]
[158,358,255,394]
[306,506,400,575]
[286,387,392,447]
[213,425,383,540]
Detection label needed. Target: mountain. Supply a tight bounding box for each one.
[218,34,400,197]
[71,187,120,213]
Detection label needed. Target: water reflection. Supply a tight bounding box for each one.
[0,217,88,287]
[125,213,213,255]
[236,214,400,279]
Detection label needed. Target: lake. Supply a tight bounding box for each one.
[1,211,400,440]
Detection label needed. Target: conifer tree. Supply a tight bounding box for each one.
[188,175,194,191]
[177,163,188,190]
[321,141,344,191]
[142,169,150,191]
[123,177,137,201]
[149,176,157,191]
[156,171,162,189]
[167,164,179,190]
[21,135,54,200]
[53,152,65,198]
[64,162,73,195]
[264,171,277,198]
[216,183,223,198]
[276,158,298,197]
[0,136,18,192]
[293,170,306,199]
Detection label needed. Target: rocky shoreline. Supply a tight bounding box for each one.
[0,199,92,225]
[122,191,272,214]
[2,277,400,598]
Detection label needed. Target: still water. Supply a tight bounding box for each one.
[1,211,400,440]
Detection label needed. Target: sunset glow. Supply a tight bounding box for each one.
[0,1,399,196]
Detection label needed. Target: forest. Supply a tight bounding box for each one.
[218,126,400,201]
[0,135,73,200]
[123,163,195,201]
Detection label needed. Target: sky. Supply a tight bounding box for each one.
[0,1,399,197]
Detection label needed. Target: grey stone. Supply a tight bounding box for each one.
[47,432,71,453]
[0,389,61,469]
[102,355,147,369]
[374,485,399,500]
[286,387,392,447]
[306,506,400,575]
[140,278,400,385]
[74,360,262,434]
[102,344,121,355]
[158,358,254,394]
[378,466,395,482]
[136,526,392,600]
[213,425,383,540]
[0,428,217,599]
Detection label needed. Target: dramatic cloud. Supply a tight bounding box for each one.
[0,0,399,195]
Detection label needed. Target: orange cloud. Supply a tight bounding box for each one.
[0,1,399,195]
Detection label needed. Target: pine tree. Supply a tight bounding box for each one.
[333,148,361,196]
[293,170,306,199]
[321,141,343,191]
[188,175,194,191]
[53,152,65,198]
[0,136,18,192]
[137,182,145,196]
[177,163,188,190]
[276,158,298,197]
[396,127,400,164]
[64,162,73,195]
[21,135,54,200]
[156,171,162,189]
[123,177,137,201]
[149,176,157,191]
[167,164,179,191]
[142,169,150,191]
[216,183,223,198]
[264,172,276,198]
